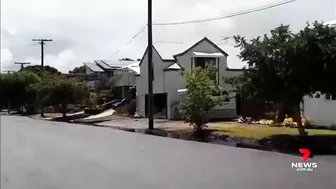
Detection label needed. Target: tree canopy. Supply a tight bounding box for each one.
[70,66,86,74]
[1,71,89,116]
[0,71,41,112]
[234,21,336,131]
[21,65,61,75]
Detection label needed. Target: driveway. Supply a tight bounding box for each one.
[1,116,336,189]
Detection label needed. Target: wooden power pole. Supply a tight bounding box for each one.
[15,62,30,70]
[32,38,53,117]
[147,0,154,130]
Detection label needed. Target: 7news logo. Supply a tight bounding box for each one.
[291,148,317,172]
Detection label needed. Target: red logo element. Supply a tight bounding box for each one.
[299,148,310,162]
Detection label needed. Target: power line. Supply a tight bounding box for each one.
[105,25,147,59]
[153,0,298,26]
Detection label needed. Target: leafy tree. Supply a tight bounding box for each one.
[70,66,86,74]
[31,74,89,117]
[0,71,41,113]
[46,76,89,118]
[180,66,228,132]
[21,65,61,75]
[234,22,336,135]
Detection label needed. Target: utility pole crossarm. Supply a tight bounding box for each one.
[15,62,30,70]
[32,39,53,42]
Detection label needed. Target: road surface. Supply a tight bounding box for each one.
[1,116,336,189]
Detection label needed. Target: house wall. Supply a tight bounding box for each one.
[163,70,185,119]
[136,47,169,117]
[303,95,336,127]
[113,72,136,87]
[85,66,94,75]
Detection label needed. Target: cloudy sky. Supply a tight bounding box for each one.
[1,0,335,73]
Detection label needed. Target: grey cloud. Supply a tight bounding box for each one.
[1,0,336,72]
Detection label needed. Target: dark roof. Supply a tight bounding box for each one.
[174,37,229,58]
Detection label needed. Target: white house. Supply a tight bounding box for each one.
[136,37,243,120]
[302,20,336,127]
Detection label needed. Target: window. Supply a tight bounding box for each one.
[325,93,336,100]
[195,57,216,68]
[194,57,218,84]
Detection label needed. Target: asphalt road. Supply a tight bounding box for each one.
[1,116,336,189]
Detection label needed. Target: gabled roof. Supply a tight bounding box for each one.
[138,37,229,71]
[174,37,229,58]
[83,62,104,72]
[163,63,184,71]
[138,46,175,66]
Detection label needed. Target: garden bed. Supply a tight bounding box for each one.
[159,123,336,155]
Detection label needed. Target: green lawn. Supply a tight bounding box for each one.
[213,124,336,140]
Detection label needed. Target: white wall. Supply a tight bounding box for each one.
[137,47,171,117]
[164,70,185,119]
[303,95,336,127]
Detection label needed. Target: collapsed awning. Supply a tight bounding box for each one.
[192,52,224,58]
[177,89,187,94]
[324,20,336,27]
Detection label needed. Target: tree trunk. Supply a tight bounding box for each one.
[7,102,11,114]
[293,103,307,136]
[62,104,67,118]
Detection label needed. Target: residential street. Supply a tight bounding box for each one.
[1,116,336,189]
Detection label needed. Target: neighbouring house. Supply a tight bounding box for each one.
[303,93,336,127]
[111,61,140,99]
[302,20,336,127]
[83,60,135,91]
[136,37,243,120]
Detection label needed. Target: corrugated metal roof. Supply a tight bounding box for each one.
[103,60,136,68]
[154,42,184,60]
[83,62,104,72]
[95,60,112,70]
